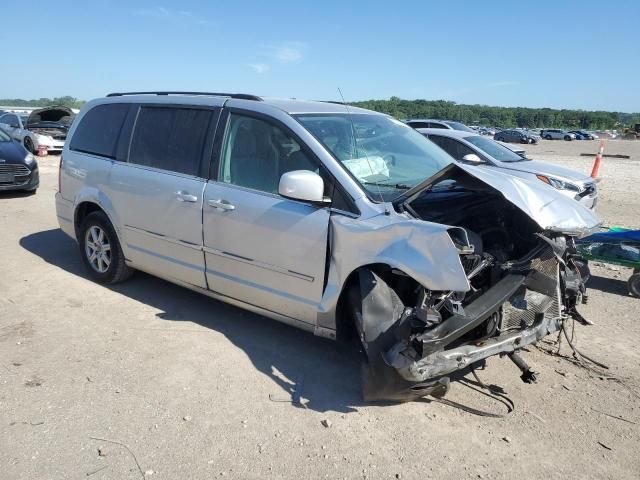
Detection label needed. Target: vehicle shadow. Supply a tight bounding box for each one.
[0,190,36,199]
[19,228,363,414]
[586,274,631,297]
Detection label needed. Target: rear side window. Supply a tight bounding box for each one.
[70,104,129,158]
[129,107,212,176]
[429,135,475,160]
[407,121,430,129]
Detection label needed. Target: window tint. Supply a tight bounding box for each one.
[429,135,475,160]
[220,113,320,194]
[129,107,212,176]
[406,121,430,129]
[428,122,448,129]
[70,104,129,158]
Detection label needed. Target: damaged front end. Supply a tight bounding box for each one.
[352,164,598,402]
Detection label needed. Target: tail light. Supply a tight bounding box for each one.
[58,155,63,193]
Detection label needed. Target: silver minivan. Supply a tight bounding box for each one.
[56,92,600,401]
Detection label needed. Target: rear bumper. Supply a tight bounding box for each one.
[0,167,39,191]
[55,192,76,239]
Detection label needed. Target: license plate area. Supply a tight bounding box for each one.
[0,173,15,183]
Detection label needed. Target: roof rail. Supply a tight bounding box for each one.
[105,91,262,101]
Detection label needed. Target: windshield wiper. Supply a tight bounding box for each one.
[363,181,412,190]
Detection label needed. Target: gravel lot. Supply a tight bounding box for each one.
[1,140,639,480]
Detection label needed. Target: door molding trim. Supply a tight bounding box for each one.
[124,224,202,250]
[203,246,315,282]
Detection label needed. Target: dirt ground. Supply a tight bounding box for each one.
[1,140,639,480]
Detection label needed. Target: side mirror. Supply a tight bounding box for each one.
[279,170,328,203]
[461,153,484,164]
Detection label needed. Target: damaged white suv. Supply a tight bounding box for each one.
[56,92,600,401]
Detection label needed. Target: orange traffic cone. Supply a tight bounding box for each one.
[590,140,604,179]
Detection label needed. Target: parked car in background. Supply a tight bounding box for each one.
[568,130,596,140]
[0,128,39,192]
[0,106,74,154]
[56,92,598,402]
[25,106,75,152]
[540,129,576,141]
[494,129,540,144]
[478,127,497,136]
[405,118,474,132]
[418,128,598,209]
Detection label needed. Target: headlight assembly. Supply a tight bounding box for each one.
[24,153,37,167]
[536,174,580,192]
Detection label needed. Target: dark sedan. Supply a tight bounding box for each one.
[569,130,596,140]
[0,129,39,192]
[494,129,540,144]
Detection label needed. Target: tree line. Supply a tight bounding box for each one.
[352,97,640,130]
[2,95,638,129]
[0,96,85,109]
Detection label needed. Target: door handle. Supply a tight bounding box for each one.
[175,191,198,202]
[207,199,235,211]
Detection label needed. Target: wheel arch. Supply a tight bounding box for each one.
[334,263,417,342]
[73,196,126,257]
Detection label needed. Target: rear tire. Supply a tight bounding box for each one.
[78,211,133,284]
[628,273,640,298]
[544,135,552,140]
[564,135,572,141]
[24,137,35,153]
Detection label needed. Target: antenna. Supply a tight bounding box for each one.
[337,87,386,206]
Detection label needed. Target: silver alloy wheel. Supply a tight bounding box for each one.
[84,226,111,273]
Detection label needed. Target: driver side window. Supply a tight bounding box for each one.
[220,113,319,194]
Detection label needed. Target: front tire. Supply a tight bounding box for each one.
[564,135,572,141]
[24,137,35,153]
[544,135,552,140]
[78,211,133,284]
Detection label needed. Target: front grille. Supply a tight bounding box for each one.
[498,246,560,332]
[0,164,30,175]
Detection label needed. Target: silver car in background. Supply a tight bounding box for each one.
[0,107,72,154]
[418,128,598,210]
[56,92,599,401]
[541,129,576,141]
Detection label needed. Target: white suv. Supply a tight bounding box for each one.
[541,129,576,141]
[56,92,599,401]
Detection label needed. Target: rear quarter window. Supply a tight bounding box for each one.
[69,104,130,158]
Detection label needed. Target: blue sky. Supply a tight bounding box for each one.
[2,0,639,112]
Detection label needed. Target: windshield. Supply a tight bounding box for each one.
[295,113,453,201]
[443,121,474,132]
[465,135,526,162]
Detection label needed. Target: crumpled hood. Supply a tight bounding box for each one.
[399,163,601,236]
[496,159,593,185]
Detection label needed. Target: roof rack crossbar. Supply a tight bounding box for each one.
[106,91,262,101]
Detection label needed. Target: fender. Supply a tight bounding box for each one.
[316,211,470,333]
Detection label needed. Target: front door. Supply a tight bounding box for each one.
[202,111,330,324]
